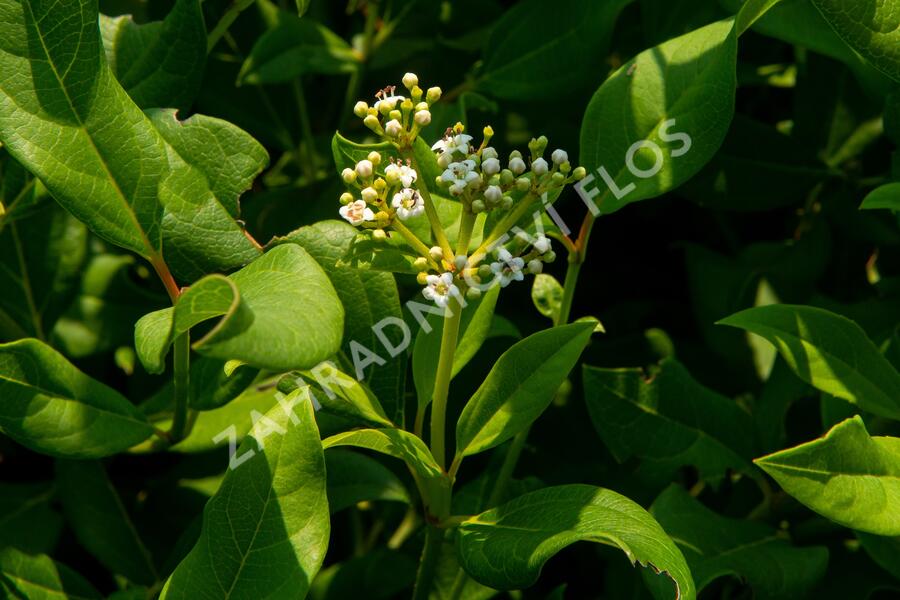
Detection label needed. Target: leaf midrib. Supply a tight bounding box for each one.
[16,1,155,257]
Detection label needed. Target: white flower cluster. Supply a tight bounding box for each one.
[353,72,441,143]
[338,152,425,229]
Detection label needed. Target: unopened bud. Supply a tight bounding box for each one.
[339,192,354,205]
[364,114,381,132]
[573,166,587,180]
[466,287,482,300]
[414,110,432,126]
[417,271,429,285]
[472,199,486,214]
[515,177,530,192]
[426,86,442,103]
[402,72,419,89]
[341,168,357,183]
[353,101,369,118]
[414,257,429,271]
[429,246,443,261]
[372,229,387,241]
[367,151,382,165]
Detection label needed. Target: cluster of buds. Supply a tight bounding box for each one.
[353,72,441,147]
[338,72,587,309]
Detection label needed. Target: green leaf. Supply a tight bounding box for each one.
[238,9,358,84]
[325,449,411,513]
[190,357,260,410]
[0,547,101,600]
[0,0,259,279]
[476,0,633,99]
[161,393,329,599]
[0,205,87,341]
[136,244,344,373]
[456,484,695,599]
[733,0,787,35]
[323,428,451,518]
[455,320,595,458]
[531,273,564,322]
[811,0,900,83]
[755,416,900,535]
[296,0,311,16]
[857,532,900,581]
[649,485,828,598]
[276,221,407,424]
[718,304,900,420]
[0,482,62,554]
[99,0,206,110]
[0,149,40,225]
[297,367,392,427]
[579,18,737,214]
[148,109,269,219]
[312,549,417,600]
[56,460,158,585]
[583,358,757,486]
[413,285,500,410]
[861,183,900,212]
[0,338,154,458]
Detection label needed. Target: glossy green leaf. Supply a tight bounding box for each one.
[719,304,900,420]
[477,0,633,99]
[457,484,695,599]
[0,0,260,280]
[325,449,411,513]
[579,18,737,214]
[455,320,595,458]
[649,485,828,598]
[583,358,757,485]
[297,367,392,427]
[0,205,87,341]
[811,0,900,83]
[861,183,900,212]
[148,109,269,219]
[0,149,40,225]
[0,482,62,554]
[0,338,154,458]
[413,285,500,410]
[56,460,158,585]
[239,9,358,84]
[161,393,329,599]
[100,0,206,110]
[276,221,406,424]
[0,547,101,600]
[755,416,900,535]
[137,245,343,373]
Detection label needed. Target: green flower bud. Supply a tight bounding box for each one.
[477,264,493,279]
[372,229,387,241]
[559,161,572,174]
[402,72,419,89]
[429,246,444,261]
[341,168,357,183]
[472,199,486,213]
[501,197,513,209]
[361,187,378,203]
[515,177,530,192]
[414,257,429,271]
[367,151,382,165]
[389,109,402,121]
[544,250,557,262]
[363,114,381,132]
[509,149,523,160]
[466,287,482,300]
[373,178,387,191]
[426,86,442,104]
[551,172,566,185]
[353,101,369,118]
[411,86,423,102]
[573,166,587,180]
[416,271,429,285]
[499,169,514,185]
[401,98,414,112]
[339,192,354,205]
[483,125,494,139]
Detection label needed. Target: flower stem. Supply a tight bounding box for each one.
[412,525,442,600]
[292,78,319,180]
[471,191,539,264]
[430,297,462,470]
[392,220,439,269]
[169,331,191,443]
[405,150,454,260]
[207,0,255,54]
[556,254,583,327]
[456,210,476,256]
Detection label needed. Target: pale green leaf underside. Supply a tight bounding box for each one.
[457,484,695,599]
[811,0,900,83]
[755,416,900,535]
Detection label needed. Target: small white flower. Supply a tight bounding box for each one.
[374,91,405,113]
[482,157,500,176]
[392,188,424,220]
[356,159,373,178]
[432,133,474,167]
[385,162,417,188]
[490,249,525,287]
[531,157,549,175]
[482,147,498,161]
[551,149,568,165]
[484,185,502,204]
[422,272,460,308]
[339,199,375,226]
[414,110,431,126]
[528,259,543,274]
[533,234,551,254]
[441,160,480,196]
[509,157,526,175]
[385,119,403,137]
